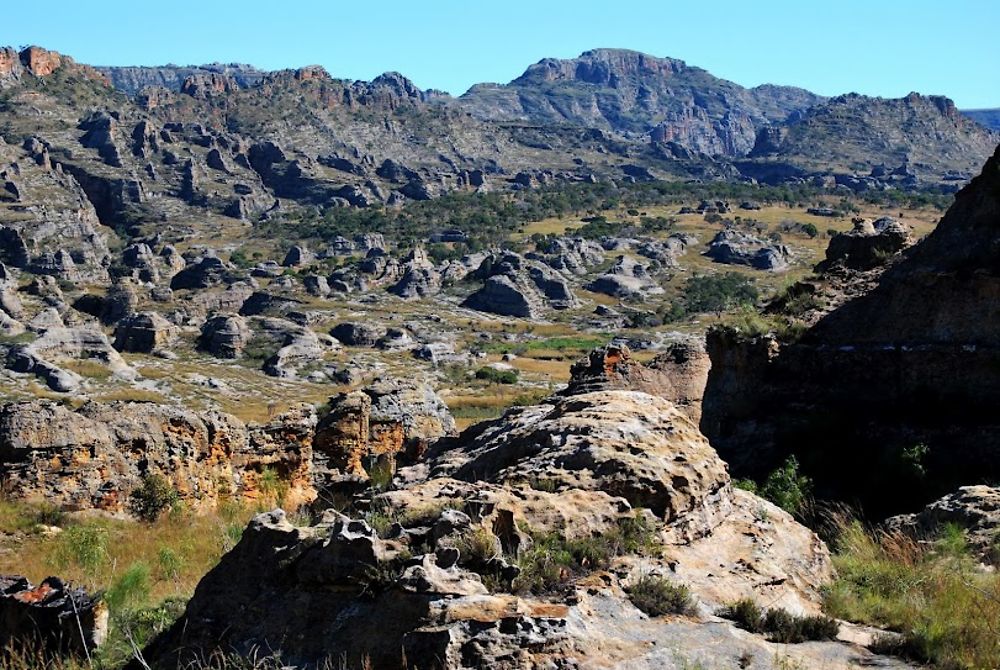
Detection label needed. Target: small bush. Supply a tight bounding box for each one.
[719,598,838,642]
[627,575,696,616]
[456,527,501,564]
[128,474,180,522]
[718,598,764,633]
[762,608,839,643]
[475,367,519,384]
[758,456,812,517]
[54,525,109,572]
[157,546,185,580]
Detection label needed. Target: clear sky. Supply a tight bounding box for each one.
[4,0,999,108]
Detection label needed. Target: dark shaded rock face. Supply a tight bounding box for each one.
[701,144,1000,516]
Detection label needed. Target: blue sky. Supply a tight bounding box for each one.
[5,0,999,108]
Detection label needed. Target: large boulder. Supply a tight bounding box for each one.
[706,230,790,271]
[819,217,914,270]
[462,252,578,318]
[886,485,1000,562]
[198,314,252,358]
[113,311,178,353]
[0,576,107,656]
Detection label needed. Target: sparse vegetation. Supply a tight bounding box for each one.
[718,598,838,643]
[737,456,813,517]
[626,574,696,616]
[513,514,658,594]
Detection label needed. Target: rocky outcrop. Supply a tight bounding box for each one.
[585,255,663,299]
[113,311,178,353]
[0,576,108,657]
[171,255,237,290]
[330,321,381,346]
[886,485,1000,562]
[0,401,316,513]
[198,314,252,358]
[7,327,136,392]
[137,389,865,670]
[562,341,710,423]
[702,144,1000,515]
[462,252,578,318]
[389,247,441,299]
[818,217,914,270]
[314,377,456,481]
[705,230,791,271]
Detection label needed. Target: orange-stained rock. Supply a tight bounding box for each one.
[0,400,316,515]
[313,377,456,481]
[19,46,62,77]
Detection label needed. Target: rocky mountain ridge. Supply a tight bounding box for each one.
[6,44,990,197]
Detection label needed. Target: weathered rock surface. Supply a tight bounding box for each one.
[7,327,136,392]
[113,311,178,353]
[585,255,664,299]
[886,485,1000,562]
[705,229,790,270]
[314,377,456,480]
[463,252,578,318]
[0,401,316,513]
[819,216,914,270]
[135,389,907,670]
[562,341,710,422]
[198,313,252,358]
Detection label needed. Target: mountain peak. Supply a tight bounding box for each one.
[513,48,686,87]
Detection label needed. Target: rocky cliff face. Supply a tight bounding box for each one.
[0,400,317,513]
[97,62,267,95]
[701,143,1000,515]
[749,92,1000,184]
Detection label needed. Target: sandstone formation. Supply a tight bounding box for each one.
[462,252,578,318]
[562,341,710,422]
[313,377,456,481]
[0,576,107,656]
[0,401,316,513]
[886,485,1000,562]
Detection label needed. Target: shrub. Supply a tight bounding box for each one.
[128,474,180,522]
[758,456,812,516]
[718,598,764,633]
[683,273,759,315]
[475,367,519,384]
[627,575,696,616]
[54,525,109,573]
[719,598,838,642]
[456,527,501,564]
